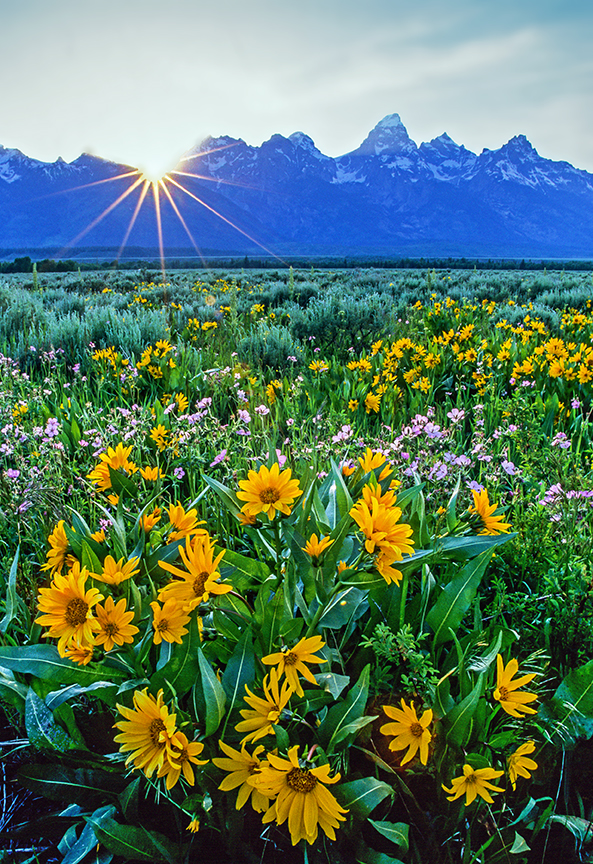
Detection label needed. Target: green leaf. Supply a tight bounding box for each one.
[318,665,371,753]
[87,817,182,863]
[549,815,593,843]
[550,658,593,739]
[435,533,514,561]
[194,649,227,737]
[334,777,393,819]
[222,549,271,584]
[25,689,75,752]
[318,587,367,629]
[426,551,493,645]
[443,675,484,748]
[314,672,350,699]
[18,764,127,806]
[369,820,409,851]
[45,681,118,712]
[107,464,138,498]
[509,832,531,854]
[221,628,256,710]
[203,473,242,516]
[0,644,127,687]
[0,547,20,634]
[256,582,289,654]
[331,715,377,746]
[339,570,387,590]
[150,616,201,698]
[62,805,116,864]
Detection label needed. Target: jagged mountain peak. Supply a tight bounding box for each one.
[348,112,417,157]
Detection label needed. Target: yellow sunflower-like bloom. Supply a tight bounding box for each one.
[249,745,348,846]
[302,534,334,565]
[360,481,398,510]
[365,392,381,414]
[237,463,302,521]
[141,506,162,533]
[150,598,191,645]
[63,640,94,666]
[507,741,538,790]
[358,448,392,481]
[350,498,415,560]
[36,566,103,656]
[494,655,538,717]
[92,555,141,586]
[262,636,326,698]
[87,443,138,491]
[468,489,512,535]
[213,741,270,812]
[235,669,293,744]
[41,521,73,576]
[442,764,505,806]
[374,550,404,586]
[113,688,182,778]
[140,465,165,481]
[94,596,139,652]
[167,503,206,541]
[158,533,231,609]
[157,732,208,790]
[380,699,433,766]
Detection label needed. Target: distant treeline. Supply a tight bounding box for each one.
[1,253,592,273]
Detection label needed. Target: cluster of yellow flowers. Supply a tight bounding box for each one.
[135,340,176,379]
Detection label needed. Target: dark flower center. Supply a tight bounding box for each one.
[65,598,89,627]
[410,722,424,738]
[496,686,509,701]
[103,622,119,637]
[192,571,210,596]
[149,718,166,747]
[287,767,317,793]
[260,488,280,504]
[284,651,299,667]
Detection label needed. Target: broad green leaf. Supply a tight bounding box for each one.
[45,681,118,711]
[221,628,256,709]
[369,820,409,851]
[0,645,126,688]
[203,473,242,516]
[18,764,127,805]
[222,549,271,584]
[318,587,367,629]
[339,570,387,590]
[443,675,484,748]
[509,832,531,854]
[315,672,350,699]
[62,806,116,864]
[150,616,201,698]
[331,715,377,746]
[550,658,593,739]
[334,777,393,819]
[87,817,181,862]
[426,551,493,645]
[434,533,514,561]
[318,665,371,752]
[0,547,20,634]
[107,464,138,498]
[25,689,75,752]
[549,815,593,843]
[194,649,227,737]
[256,582,288,654]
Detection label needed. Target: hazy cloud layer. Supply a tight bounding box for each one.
[1,0,592,174]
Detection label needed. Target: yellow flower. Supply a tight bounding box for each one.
[36,567,103,656]
[113,688,182,778]
[350,497,414,560]
[87,443,137,491]
[94,596,139,652]
[348,399,359,411]
[41,520,71,576]
[150,598,191,644]
[302,534,334,564]
[174,392,189,412]
[249,745,347,846]
[90,529,105,543]
[186,818,200,833]
[442,764,505,806]
[358,448,392,481]
[150,424,169,451]
[507,741,538,790]
[155,339,173,356]
[63,640,94,666]
[157,732,208,790]
[158,533,230,609]
[235,668,293,744]
[237,511,258,526]
[167,503,206,541]
[213,741,270,812]
[262,636,326,698]
[468,489,512,535]
[140,506,162,533]
[374,550,404,586]
[360,481,397,510]
[494,655,538,717]
[93,555,141,586]
[309,360,329,373]
[365,392,381,413]
[380,699,433,765]
[237,463,302,521]
[140,465,165,481]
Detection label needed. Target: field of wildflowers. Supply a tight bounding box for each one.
[0,265,592,863]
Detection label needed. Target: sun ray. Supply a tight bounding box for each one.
[32,170,142,202]
[179,142,238,164]
[166,175,287,265]
[116,179,151,261]
[170,169,256,191]
[151,181,166,279]
[57,175,145,256]
[159,178,207,267]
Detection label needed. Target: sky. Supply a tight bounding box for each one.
[1,0,592,177]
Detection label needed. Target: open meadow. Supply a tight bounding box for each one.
[0,265,592,863]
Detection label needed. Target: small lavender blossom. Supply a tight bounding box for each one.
[447,408,465,423]
[501,460,517,476]
[551,432,571,450]
[5,469,20,480]
[173,466,186,479]
[467,481,484,493]
[255,405,270,416]
[210,450,227,468]
[238,409,251,424]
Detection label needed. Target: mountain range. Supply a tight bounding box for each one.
[1,113,593,259]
